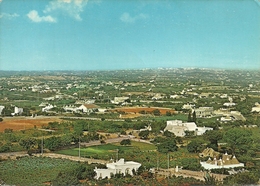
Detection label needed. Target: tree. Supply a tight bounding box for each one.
[187,140,203,153]
[153,109,161,116]
[223,171,259,185]
[163,130,175,138]
[188,111,192,122]
[157,138,178,153]
[139,130,149,140]
[192,111,197,123]
[205,130,223,151]
[204,171,219,185]
[120,139,131,146]
[166,111,172,116]
[180,158,202,171]
[0,118,3,122]
[184,130,195,137]
[223,128,253,154]
[19,137,37,155]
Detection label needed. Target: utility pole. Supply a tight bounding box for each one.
[116,149,119,161]
[79,137,81,159]
[157,154,159,170]
[168,153,170,177]
[41,135,43,155]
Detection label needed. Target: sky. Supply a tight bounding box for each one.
[0,0,260,71]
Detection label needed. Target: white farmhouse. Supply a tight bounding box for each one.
[77,104,99,113]
[94,159,141,180]
[42,104,56,112]
[0,106,5,115]
[223,102,236,107]
[111,97,130,105]
[11,106,23,116]
[164,120,213,137]
[182,103,195,110]
[252,102,260,113]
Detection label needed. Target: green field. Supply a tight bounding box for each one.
[56,141,156,160]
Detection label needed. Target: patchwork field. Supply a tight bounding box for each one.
[0,116,62,132]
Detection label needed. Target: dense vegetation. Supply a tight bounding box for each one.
[0,156,97,186]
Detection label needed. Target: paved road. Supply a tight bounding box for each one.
[155,168,227,181]
[34,153,108,164]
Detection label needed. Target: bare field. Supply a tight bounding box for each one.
[112,107,175,117]
[0,117,62,132]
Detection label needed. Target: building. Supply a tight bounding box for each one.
[223,102,236,107]
[182,103,195,110]
[42,104,56,112]
[252,102,260,113]
[194,107,214,118]
[164,120,213,137]
[78,104,99,113]
[111,97,130,105]
[11,106,23,116]
[63,105,78,112]
[200,149,244,170]
[220,111,246,122]
[94,158,141,180]
[0,106,5,115]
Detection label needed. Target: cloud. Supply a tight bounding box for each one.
[43,0,89,21]
[120,12,148,23]
[0,13,19,19]
[27,10,56,23]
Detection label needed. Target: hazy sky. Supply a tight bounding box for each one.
[0,0,260,71]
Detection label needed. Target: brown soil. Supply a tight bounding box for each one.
[112,107,175,115]
[0,116,62,132]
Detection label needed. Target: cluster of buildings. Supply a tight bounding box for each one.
[164,120,213,137]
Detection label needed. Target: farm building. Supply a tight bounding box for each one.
[164,120,213,137]
[94,158,141,180]
[78,104,99,113]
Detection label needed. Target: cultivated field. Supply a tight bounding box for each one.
[0,116,62,132]
[112,107,175,118]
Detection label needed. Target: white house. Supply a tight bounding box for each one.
[164,120,213,137]
[182,103,195,110]
[223,102,236,107]
[63,105,78,112]
[42,104,56,112]
[12,106,23,116]
[94,158,141,180]
[111,97,130,105]
[0,106,5,115]
[252,102,260,113]
[78,104,99,113]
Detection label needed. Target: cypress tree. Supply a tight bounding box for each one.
[188,111,192,122]
[192,111,197,123]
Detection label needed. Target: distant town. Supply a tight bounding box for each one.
[0,68,259,185]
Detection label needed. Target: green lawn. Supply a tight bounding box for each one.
[56,141,156,160]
